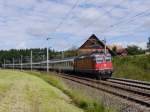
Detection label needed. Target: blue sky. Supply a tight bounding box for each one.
[0,0,150,51]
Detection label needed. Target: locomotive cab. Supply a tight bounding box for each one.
[94,54,113,80]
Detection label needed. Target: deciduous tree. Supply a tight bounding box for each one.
[126,45,144,55]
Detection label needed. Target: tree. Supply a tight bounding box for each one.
[64,46,78,58]
[112,46,117,53]
[147,37,150,51]
[126,45,144,55]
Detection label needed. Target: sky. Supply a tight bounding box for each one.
[0,0,150,51]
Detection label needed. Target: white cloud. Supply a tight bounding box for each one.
[0,0,149,50]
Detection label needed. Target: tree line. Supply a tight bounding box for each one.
[112,37,150,55]
[126,37,150,55]
[0,48,78,65]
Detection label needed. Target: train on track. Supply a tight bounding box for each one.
[3,52,113,80]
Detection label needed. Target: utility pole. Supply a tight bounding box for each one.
[13,58,14,70]
[30,50,33,71]
[46,38,52,73]
[62,51,64,59]
[21,55,23,71]
[3,59,5,69]
[47,46,49,72]
[103,38,107,54]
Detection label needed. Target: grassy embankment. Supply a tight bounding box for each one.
[28,71,116,112]
[113,55,150,81]
[0,70,83,112]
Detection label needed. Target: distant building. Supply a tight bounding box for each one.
[78,34,115,56]
[116,48,128,56]
[108,45,128,56]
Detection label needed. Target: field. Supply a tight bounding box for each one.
[113,55,150,81]
[0,70,83,112]
[28,71,116,112]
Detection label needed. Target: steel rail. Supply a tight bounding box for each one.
[60,74,150,97]
[110,78,150,86]
[108,79,150,90]
[56,74,150,107]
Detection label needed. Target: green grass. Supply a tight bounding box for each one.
[0,70,83,112]
[113,55,150,81]
[28,71,116,112]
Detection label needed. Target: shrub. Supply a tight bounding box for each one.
[113,55,150,81]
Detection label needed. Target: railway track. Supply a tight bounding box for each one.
[57,74,150,108]
[108,78,150,90]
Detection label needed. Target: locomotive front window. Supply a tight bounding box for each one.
[105,57,111,62]
[96,58,103,63]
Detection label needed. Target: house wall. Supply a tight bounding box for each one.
[78,48,109,55]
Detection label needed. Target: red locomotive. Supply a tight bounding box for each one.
[74,52,113,79]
